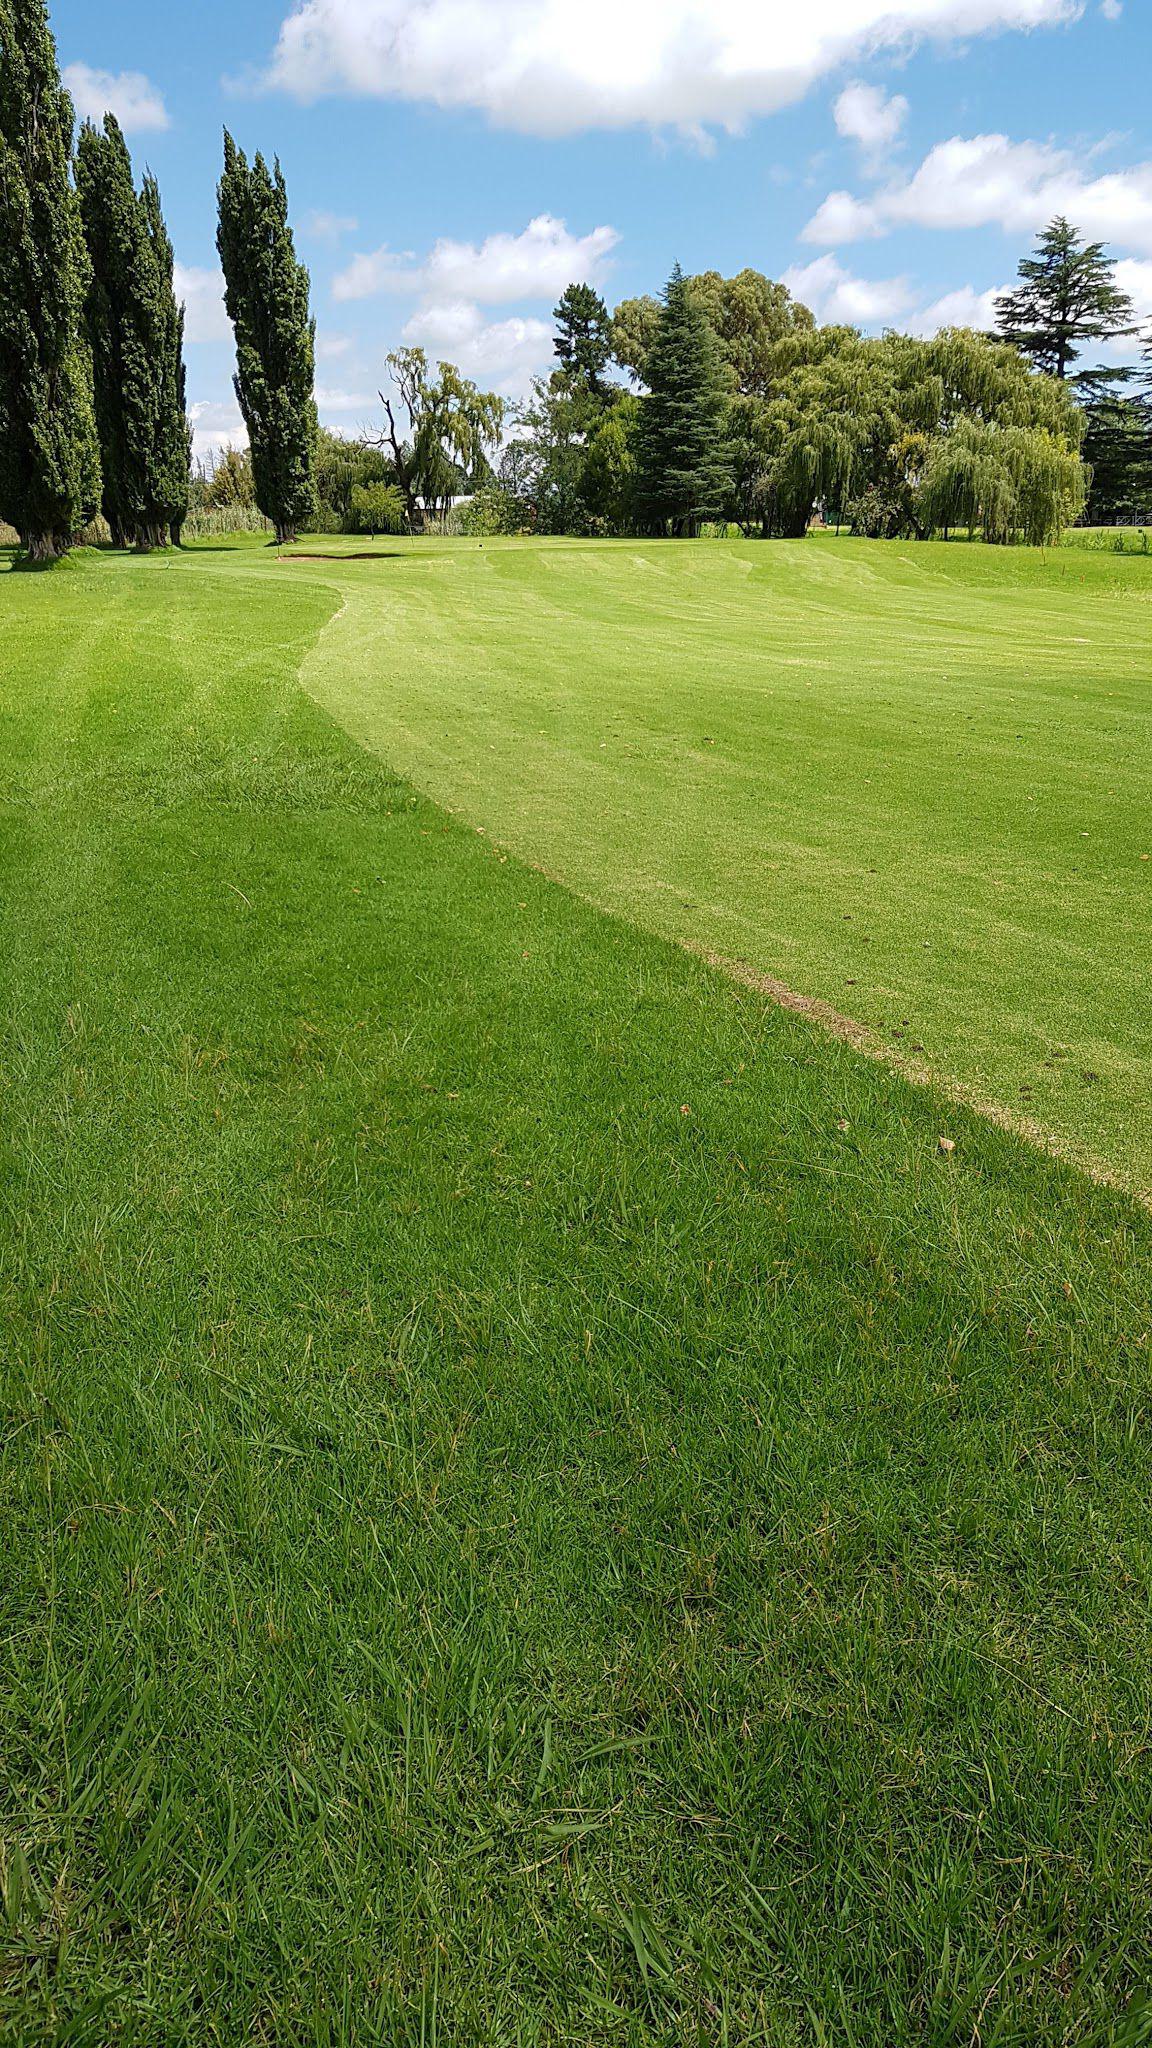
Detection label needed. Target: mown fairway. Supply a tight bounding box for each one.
[299,534,1151,1197]
[1,540,1151,2045]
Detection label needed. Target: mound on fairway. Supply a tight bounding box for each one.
[297,533,1152,1200]
[1,543,1150,2045]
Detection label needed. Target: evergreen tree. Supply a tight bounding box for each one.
[77,116,188,550]
[553,283,612,411]
[635,265,732,536]
[0,0,100,561]
[217,134,316,545]
[1082,394,1151,524]
[141,174,191,544]
[995,217,1134,385]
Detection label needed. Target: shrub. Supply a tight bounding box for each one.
[458,486,524,537]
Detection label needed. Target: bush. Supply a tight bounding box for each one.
[458,487,524,538]
[309,501,344,536]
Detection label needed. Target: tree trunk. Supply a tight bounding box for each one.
[22,531,67,565]
[274,524,298,546]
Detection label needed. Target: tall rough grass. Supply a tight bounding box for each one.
[182,506,274,541]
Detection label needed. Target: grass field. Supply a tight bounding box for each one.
[294,533,1152,1199]
[2,538,1151,2045]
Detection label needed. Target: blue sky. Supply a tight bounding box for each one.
[48,0,1152,460]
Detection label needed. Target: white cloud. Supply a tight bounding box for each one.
[188,400,247,464]
[401,300,556,392]
[264,0,1077,136]
[317,332,354,358]
[174,264,232,344]
[1100,0,1121,18]
[907,282,1005,333]
[805,133,1152,253]
[64,63,170,134]
[1115,257,1152,321]
[331,246,416,299]
[782,252,913,324]
[801,188,886,243]
[834,81,908,156]
[334,213,619,304]
[316,385,375,413]
[306,209,359,239]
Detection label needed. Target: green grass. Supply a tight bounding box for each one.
[292,532,1152,1197]
[1,541,1151,2045]
[1063,528,1151,556]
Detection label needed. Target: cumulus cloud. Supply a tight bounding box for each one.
[174,264,232,344]
[64,63,170,133]
[333,214,619,304]
[400,300,556,391]
[907,282,1005,333]
[782,253,913,324]
[834,81,908,156]
[1114,257,1152,320]
[263,0,1077,136]
[188,399,247,463]
[316,385,375,415]
[804,133,1152,253]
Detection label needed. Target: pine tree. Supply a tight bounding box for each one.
[553,283,612,413]
[141,174,191,545]
[636,265,732,536]
[217,134,316,545]
[0,0,100,561]
[995,217,1134,385]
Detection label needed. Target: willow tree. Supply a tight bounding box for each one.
[377,348,503,531]
[217,133,316,545]
[729,336,897,537]
[0,0,100,560]
[917,419,1085,544]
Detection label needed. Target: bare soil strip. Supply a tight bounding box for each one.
[695,945,1149,1210]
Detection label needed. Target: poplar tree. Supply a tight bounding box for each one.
[76,118,189,549]
[142,173,191,545]
[636,265,732,536]
[0,0,100,561]
[217,134,316,545]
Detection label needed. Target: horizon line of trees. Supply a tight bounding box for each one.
[3,0,1151,560]
[470,224,1150,545]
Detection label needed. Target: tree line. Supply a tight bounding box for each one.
[0,0,317,559]
[482,227,1150,544]
[3,0,1150,560]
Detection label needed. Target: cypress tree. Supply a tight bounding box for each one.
[217,134,316,545]
[636,266,731,537]
[76,118,189,550]
[0,0,100,561]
